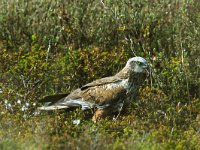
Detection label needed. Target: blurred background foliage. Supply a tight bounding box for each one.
[0,0,199,149]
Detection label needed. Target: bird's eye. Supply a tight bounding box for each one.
[136,62,142,65]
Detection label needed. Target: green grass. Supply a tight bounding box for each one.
[0,116,199,150]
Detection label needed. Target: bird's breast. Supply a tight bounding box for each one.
[103,79,129,90]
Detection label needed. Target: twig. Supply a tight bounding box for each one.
[46,40,51,63]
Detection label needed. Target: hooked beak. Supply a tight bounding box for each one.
[142,64,150,76]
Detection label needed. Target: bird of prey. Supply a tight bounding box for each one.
[38,57,148,122]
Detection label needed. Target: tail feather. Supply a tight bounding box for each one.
[38,98,95,111]
[38,93,69,110]
[39,93,69,105]
[38,105,69,110]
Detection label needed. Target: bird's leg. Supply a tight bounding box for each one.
[113,100,124,121]
[92,108,110,123]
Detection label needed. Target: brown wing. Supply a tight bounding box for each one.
[66,79,127,108]
[80,76,122,90]
[39,76,127,110]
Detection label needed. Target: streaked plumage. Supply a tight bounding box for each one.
[38,57,148,122]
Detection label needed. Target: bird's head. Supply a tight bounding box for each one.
[125,57,148,74]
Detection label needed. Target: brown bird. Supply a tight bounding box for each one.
[38,57,148,122]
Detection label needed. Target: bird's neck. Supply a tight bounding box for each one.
[115,67,130,79]
[116,66,145,78]
[116,67,146,91]
[126,72,146,94]
[128,72,146,85]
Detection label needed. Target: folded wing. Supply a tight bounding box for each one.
[38,76,127,111]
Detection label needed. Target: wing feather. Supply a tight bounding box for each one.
[39,76,127,110]
[80,76,122,90]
